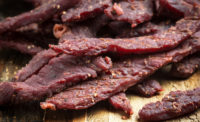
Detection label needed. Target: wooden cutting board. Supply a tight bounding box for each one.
[0,50,200,122]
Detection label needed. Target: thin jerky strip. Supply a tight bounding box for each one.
[41,32,200,110]
[61,0,111,22]
[104,0,153,28]
[51,18,200,56]
[0,39,43,55]
[128,79,162,97]
[109,92,133,115]
[14,49,58,82]
[0,0,80,34]
[139,87,200,121]
[0,55,112,105]
[170,54,200,78]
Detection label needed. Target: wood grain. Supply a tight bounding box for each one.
[0,50,199,122]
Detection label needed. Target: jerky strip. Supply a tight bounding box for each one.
[0,0,80,34]
[139,87,200,121]
[0,39,43,55]
[170,54,200,79]
[128,79,162,97]
[104,0,153,28]
[41,32,200,110]
[0,54,112,105]
[109,92,133,115]
[51,18,200,56]
[61,0,111,22]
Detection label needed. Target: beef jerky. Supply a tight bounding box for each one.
[156,0,200,19]
[14,49,58,82]
[40,32,200,110]
[128,79,162,97]
[109,92,133,115]
[0,0,80,34]
[104,0,153,28]
[139,87,200,121]
[170,54,200,79]
[50,18,200,56]
[61,0,111,22]
[0,54,112,105]
[0,39,43,55]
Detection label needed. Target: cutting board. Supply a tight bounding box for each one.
[0,50,200,122]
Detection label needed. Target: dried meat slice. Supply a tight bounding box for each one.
[61,0,111,22]
[109,92,133,115]
[51,18,200,56]
[139,87,200,121]
[156,0,200,19]
[0,0,80,34]
[128,79,162,97]
[40,31,200,110]
[104,0,153,28]
[0,54,112,105]
[170,54,200,79]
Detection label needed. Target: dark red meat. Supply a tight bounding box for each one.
[139,87,200,121]
[104,0,153,28]
[40,32,200,110]
[14,49,58,82]
[109,92,133,115]
[61,0,111,22]
[156,0,200,19]
[170,54,200,79]
[0,39,43,55]
[129,79,162,97]
[0,0,80,34]
[51,18,200,56]
[0,54,112,105]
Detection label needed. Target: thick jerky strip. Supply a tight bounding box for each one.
[104,0,153,28]
[156,0,200,19]
[0,0,80,34]
[139,87,200,121]
[109,92,133,115]
[40,32,200,110]
[0,39,43,55]
[128,79,162,97]
[170,54,200,79]
[61,0,111,22]
[0,55,112,105]
[51,18,200,56]
[14,49,58,82]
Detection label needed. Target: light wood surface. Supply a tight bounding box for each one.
[0,50,199,122]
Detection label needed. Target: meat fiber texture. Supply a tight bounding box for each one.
[109,92,133,115]
[61,0,112,22]
[128,79,162,97]
[50,18,200,56]
[139,87,200,121]
[0,0,80,34]
[0,53,112,105]
[104,0,153,28]
[40,31,200,111]
[170,54,200,79]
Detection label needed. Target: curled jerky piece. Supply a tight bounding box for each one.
[104,0,153,27]
[129,79,162,97]
[61,0,111,22]
[156,0,200,19]
[0,0,80,34]
[139,87,200,121]
[51,18,200,56]
[0,39,43,55]
[40,32,200,110]
[0,54,112,105]
[170,54,200,79]
[109,92,133,115]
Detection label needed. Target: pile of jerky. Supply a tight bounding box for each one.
[0,0,200,121]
